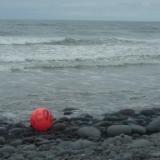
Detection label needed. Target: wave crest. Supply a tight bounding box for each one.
[0,36,151,45]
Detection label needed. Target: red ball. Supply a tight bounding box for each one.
[31,107,54,132]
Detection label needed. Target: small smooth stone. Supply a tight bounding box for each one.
[0,136,5,145]
[0,145,16,156]
[53,123,66,131]
[119,109,135,116]
[107,125,132,136]
[9,128,24,138]
[22,144,36,151]
[10,139,22,146]
[0,127,7,137]
[150,151,160,158]
[70,139,94,150]
[62,107,78,112]
[64,111,73,115]
[7,154,24,160]
[140,109,155,116]
[77,126,101,139]
[104,114,126,121]
[130,124,146,134]
[22,137,35,144]
[147,117,160,132]
[129,139,151,148]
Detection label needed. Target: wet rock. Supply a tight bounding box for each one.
[104,114,127,122]
[119,109,135,116]
[70,139,95,150]
[129,139,151,148]
[140,109,155,116]
[123,117,137,125]
[130,124,146,134]
[64,111,73,115]
[0,145,16,157]
[9,128,25,138]
[107,125,132,136]
[22,144,36,151]
[7,154,24,160]
[53,123,66,131]
[150,151,160,158]
[0,136,5,145]
[0,127,7,137]
[63,107,78,112]
[22,137,35,144]
[77,126,101,139]
[10,139,22,146]
[103,134,132,146]
[147,116,160,132]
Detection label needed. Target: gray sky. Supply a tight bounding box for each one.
[0,0,160,21]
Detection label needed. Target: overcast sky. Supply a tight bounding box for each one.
[0,0,160,21]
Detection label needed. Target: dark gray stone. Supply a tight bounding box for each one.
[129,139,151,148]
[22,144,36,151]
[140,109,155,116]
[62,107,78,112]
[70,139,95,150]
[147,116,160,132]
[10,139,22,146]
[0,127,7,137]
[9,128,24,138]
[0,136,5,145]
[77,126,101,139]
[130,124,146,134]
[53,123,66,131]
[119,109,135,116]
[64,111,73,115]
[0,145,16,157]
[107,125,132,136]
[7,154,24,160]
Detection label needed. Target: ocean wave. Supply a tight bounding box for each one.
[1,54,160,72]
[0,36,153,46]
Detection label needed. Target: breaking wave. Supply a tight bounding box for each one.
[1,54,160,72]
[0,36,153,46]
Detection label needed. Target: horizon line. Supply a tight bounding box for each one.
[0,18,160,23]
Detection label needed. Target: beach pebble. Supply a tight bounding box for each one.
[63,107,78,112]
[53,123,66,131]
[140,109,155,116]
[119,109,135,116]
[70,139,95,150]
[77,126,101,139]
[107,125,132,136]
[10,139,22,146]
[22,144,36,151]
[64,111,73,115]
[0,145,16,157]
[7,154,24,160]
[147,116,160,132]
[9,128,25,138]
[130,124,146,134]
[0,136,5,145]
[129,139,151,148]
[104,114,126,122]
[0,127,7,137]
[150,151,160,158]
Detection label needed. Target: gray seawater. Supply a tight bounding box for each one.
[1,20,160,120]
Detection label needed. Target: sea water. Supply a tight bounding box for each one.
[0,20,160,119]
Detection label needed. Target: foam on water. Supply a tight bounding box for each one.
[0,20,160,72]
[0,20,160,117]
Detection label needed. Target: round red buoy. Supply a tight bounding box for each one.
[31,107,54,132]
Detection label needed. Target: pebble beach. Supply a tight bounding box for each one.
[1,107,160,160]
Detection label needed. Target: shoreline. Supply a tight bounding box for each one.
[1,107,160,160]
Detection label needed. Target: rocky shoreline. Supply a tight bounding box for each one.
[1,108,160,160]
